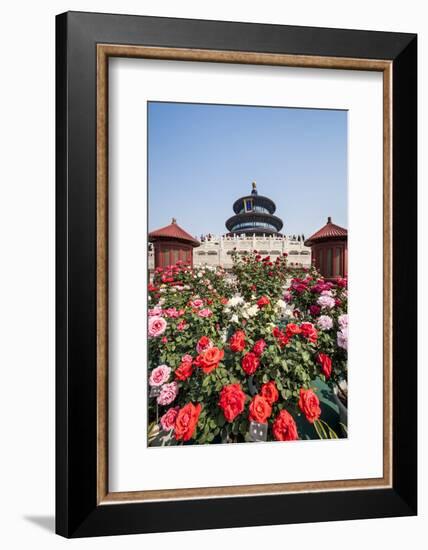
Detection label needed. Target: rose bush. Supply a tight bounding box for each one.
[148,253,348,445]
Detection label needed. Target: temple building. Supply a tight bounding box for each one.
[148,218,200,269]
[148,182,312,270]
[225,181,283,235]
[305,217,348,279]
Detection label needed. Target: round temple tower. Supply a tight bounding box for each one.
[225,182,283,236]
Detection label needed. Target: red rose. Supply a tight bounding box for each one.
[272,326,282,338]
[218,383,246,422]
[316,353,332,379]
[298,388,321,423]
[248,395,272,423]
[175,403,202,441]
[285,323,302,337]
[260,381,279,405]
[175,361,194,381]
[273,327,290,348]
[257,296,270,309]
[309,305,321,316]
[229,330,246,352]
[252,339,267,356]
[194,347,224,374]
[272,409,299,441]
[196,336,212,353]
[241,352,260,375]
[300,322,318,343]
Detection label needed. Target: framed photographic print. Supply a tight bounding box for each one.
[56,11,417,538]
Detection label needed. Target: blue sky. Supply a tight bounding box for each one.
[148,102,347,238]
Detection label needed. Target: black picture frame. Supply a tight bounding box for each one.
[56,11,417,538]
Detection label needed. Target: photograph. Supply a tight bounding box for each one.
[147,101,349,446]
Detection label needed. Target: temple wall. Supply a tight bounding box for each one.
[148,234,311,270]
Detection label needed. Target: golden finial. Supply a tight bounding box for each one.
[252,181,257,190]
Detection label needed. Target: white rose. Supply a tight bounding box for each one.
[246,305,259,318]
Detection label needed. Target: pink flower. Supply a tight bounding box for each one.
[148,306,163,317]
[157,382,178,406]
[317,315,333,330]
[198,308,213,318]
[148,316,167,337]
[320,289,333,297]
[160,406,179,431]
[338,314,348,330]
[337,327,348,350]
[181,354,193,364]
[164,307,180,318]
[177,320,187,331]
[149,364,171,387]
[317,295,336,309]
[190,298,204,308]
[284,291,292,303]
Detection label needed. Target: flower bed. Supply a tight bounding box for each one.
[148,252,348,446]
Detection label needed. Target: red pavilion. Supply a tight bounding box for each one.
[149,218,200,268]
[305,217,348,279]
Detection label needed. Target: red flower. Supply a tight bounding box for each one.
[309,305,321,317]
[292,283,307,294]
[229,330,246,352]
[218,383,246,422]
[300,322,318,343]
[251,284,257,291]
[257,296,270,309]
[337,278,347,288]
[260,381,279,405]
[175,403,202,441]
[273,409,299,441]
[241,352,260,375]
[298,388,321,423]
[196,336,212,354]
[175,361,194,381]
[249,395,272,423]
[194,347,224,374]
[273,327,290,348]
[252,339,267,356]
[316,353,332,379]
[285,323,302,338]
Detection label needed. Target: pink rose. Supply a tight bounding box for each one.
[157,382,178,406]
[181,354,193,364]
[190,298,204,308]
[177,320,187,331]
[149,364,171,387]
[164,307,180,318]
[148,316,167,338]
[198,308,213,318]
[160,406,179,431]
[148,306,163,317]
